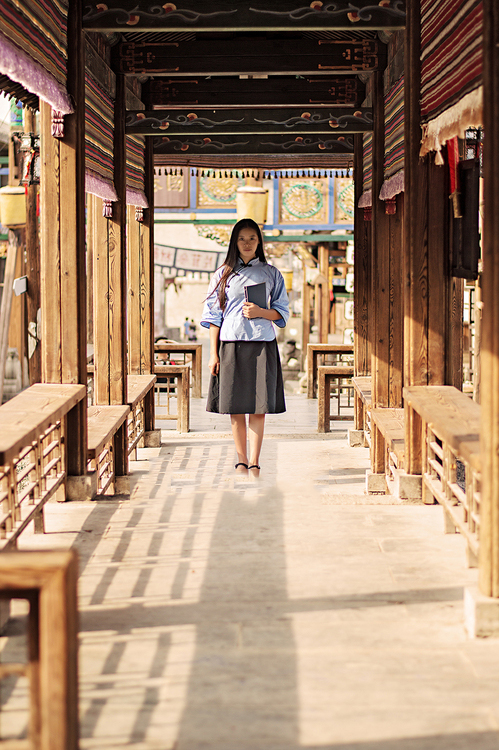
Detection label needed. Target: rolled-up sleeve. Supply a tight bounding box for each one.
[270,269,290,328]
[201,273,223,329]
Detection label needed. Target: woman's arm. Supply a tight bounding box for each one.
[242,303,282,321]
[208,324,221,375]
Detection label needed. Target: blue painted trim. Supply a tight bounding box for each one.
[155,207,237,214]
[273,179,279,226]
[189,177,197,208]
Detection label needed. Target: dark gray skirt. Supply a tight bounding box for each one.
[207,339,286,414]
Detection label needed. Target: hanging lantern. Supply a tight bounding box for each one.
[0,186,26,227]
[18,132,40,186]
[236,186,268,225]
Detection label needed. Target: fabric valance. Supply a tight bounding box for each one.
[420,86,482,162]
[85,71,118,202]
[126,134,148,208]
[420,0,482,152]
[0,0,72,113]
[153,154,353,171]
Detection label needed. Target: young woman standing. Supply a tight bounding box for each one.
[201,218,290,478]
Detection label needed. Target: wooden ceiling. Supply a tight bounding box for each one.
[83,1,407,163]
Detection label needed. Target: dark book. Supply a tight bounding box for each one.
[244,282,267,309]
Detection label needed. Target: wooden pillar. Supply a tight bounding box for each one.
[403,0,452,475]
[24,108,41,385]
[318,244,329,343]
[479,0,499,598]
[39,0,87,489]
[143,140,155,432]
[127,205,141,375]
[301,263,310,366]
[143,138,155,375]
[92,74,128,479]
[370,70,389,473]
[353,133,371,377]
[371,69,389,410]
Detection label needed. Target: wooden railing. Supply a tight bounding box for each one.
[0,550,79,749]
[404,385,481,566]
[0,383,86,549]
[307,344,354,399]
[154,342,203,398]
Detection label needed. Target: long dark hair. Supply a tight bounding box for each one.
[215,218,266,312]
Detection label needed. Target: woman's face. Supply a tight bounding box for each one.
[237,226,259,263]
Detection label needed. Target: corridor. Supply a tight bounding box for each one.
[2,389,499,748]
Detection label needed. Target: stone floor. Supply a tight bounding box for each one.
[2,362,499,748]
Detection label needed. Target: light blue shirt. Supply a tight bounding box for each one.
[201,258,290,341]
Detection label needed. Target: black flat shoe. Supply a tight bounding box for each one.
[235,462,249,470]
[248,465,260,470]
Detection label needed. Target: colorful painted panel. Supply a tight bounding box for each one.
[384,76,404,179]
[279,178,328,224]
[421,0,482,123]
[334,178,355,224]
[197,174,245,208]
[155,171,189,208]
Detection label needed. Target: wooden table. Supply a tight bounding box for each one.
[155,342,203,399]
[307,343,354,399]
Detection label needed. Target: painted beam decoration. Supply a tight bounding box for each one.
[83,1,406,32]
[115,38,384,75]
[153,134,354,154]
[143,77,364,107]
[155,243,224,272]
[127,108,374,135]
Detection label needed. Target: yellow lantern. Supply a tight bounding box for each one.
[281,270,293,292]
[0,186,26,228]
[236,186,268,225]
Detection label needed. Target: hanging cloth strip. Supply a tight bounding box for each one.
[85,71,118,202]
[126,134,148,208]
[419,0,483,161]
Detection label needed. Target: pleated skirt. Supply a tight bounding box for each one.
[207,339,286,414]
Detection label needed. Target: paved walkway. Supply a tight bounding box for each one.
[3,376,499,748]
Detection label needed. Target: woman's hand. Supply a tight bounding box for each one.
[208,354,220,376]
[242,302,262,319]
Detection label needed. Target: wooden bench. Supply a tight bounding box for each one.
[0,383,86,549]
[127,374,157,456]
[317,365,355,432]
[155,342,203,398]
[154,364,190,433]
[307,343,354,399]
[87,405,130,496]
[353,376,372,446]
[404,385,481,566]
[371,407,405,486]
[0,550,78,748]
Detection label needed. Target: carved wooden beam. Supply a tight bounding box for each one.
[83,1,406,32]
[126,107,373,134]
[153,133,354,154]
[114,38,385,75]
[143,76,365,108]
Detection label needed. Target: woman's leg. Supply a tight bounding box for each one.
[248,414,265,476]
[230,414,248,472]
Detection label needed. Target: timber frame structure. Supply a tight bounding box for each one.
[0,0,498,634]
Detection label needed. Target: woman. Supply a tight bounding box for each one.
[201,218,289,478]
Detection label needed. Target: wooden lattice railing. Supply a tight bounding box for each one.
[404,385,481,566]
[0,383,86,549]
